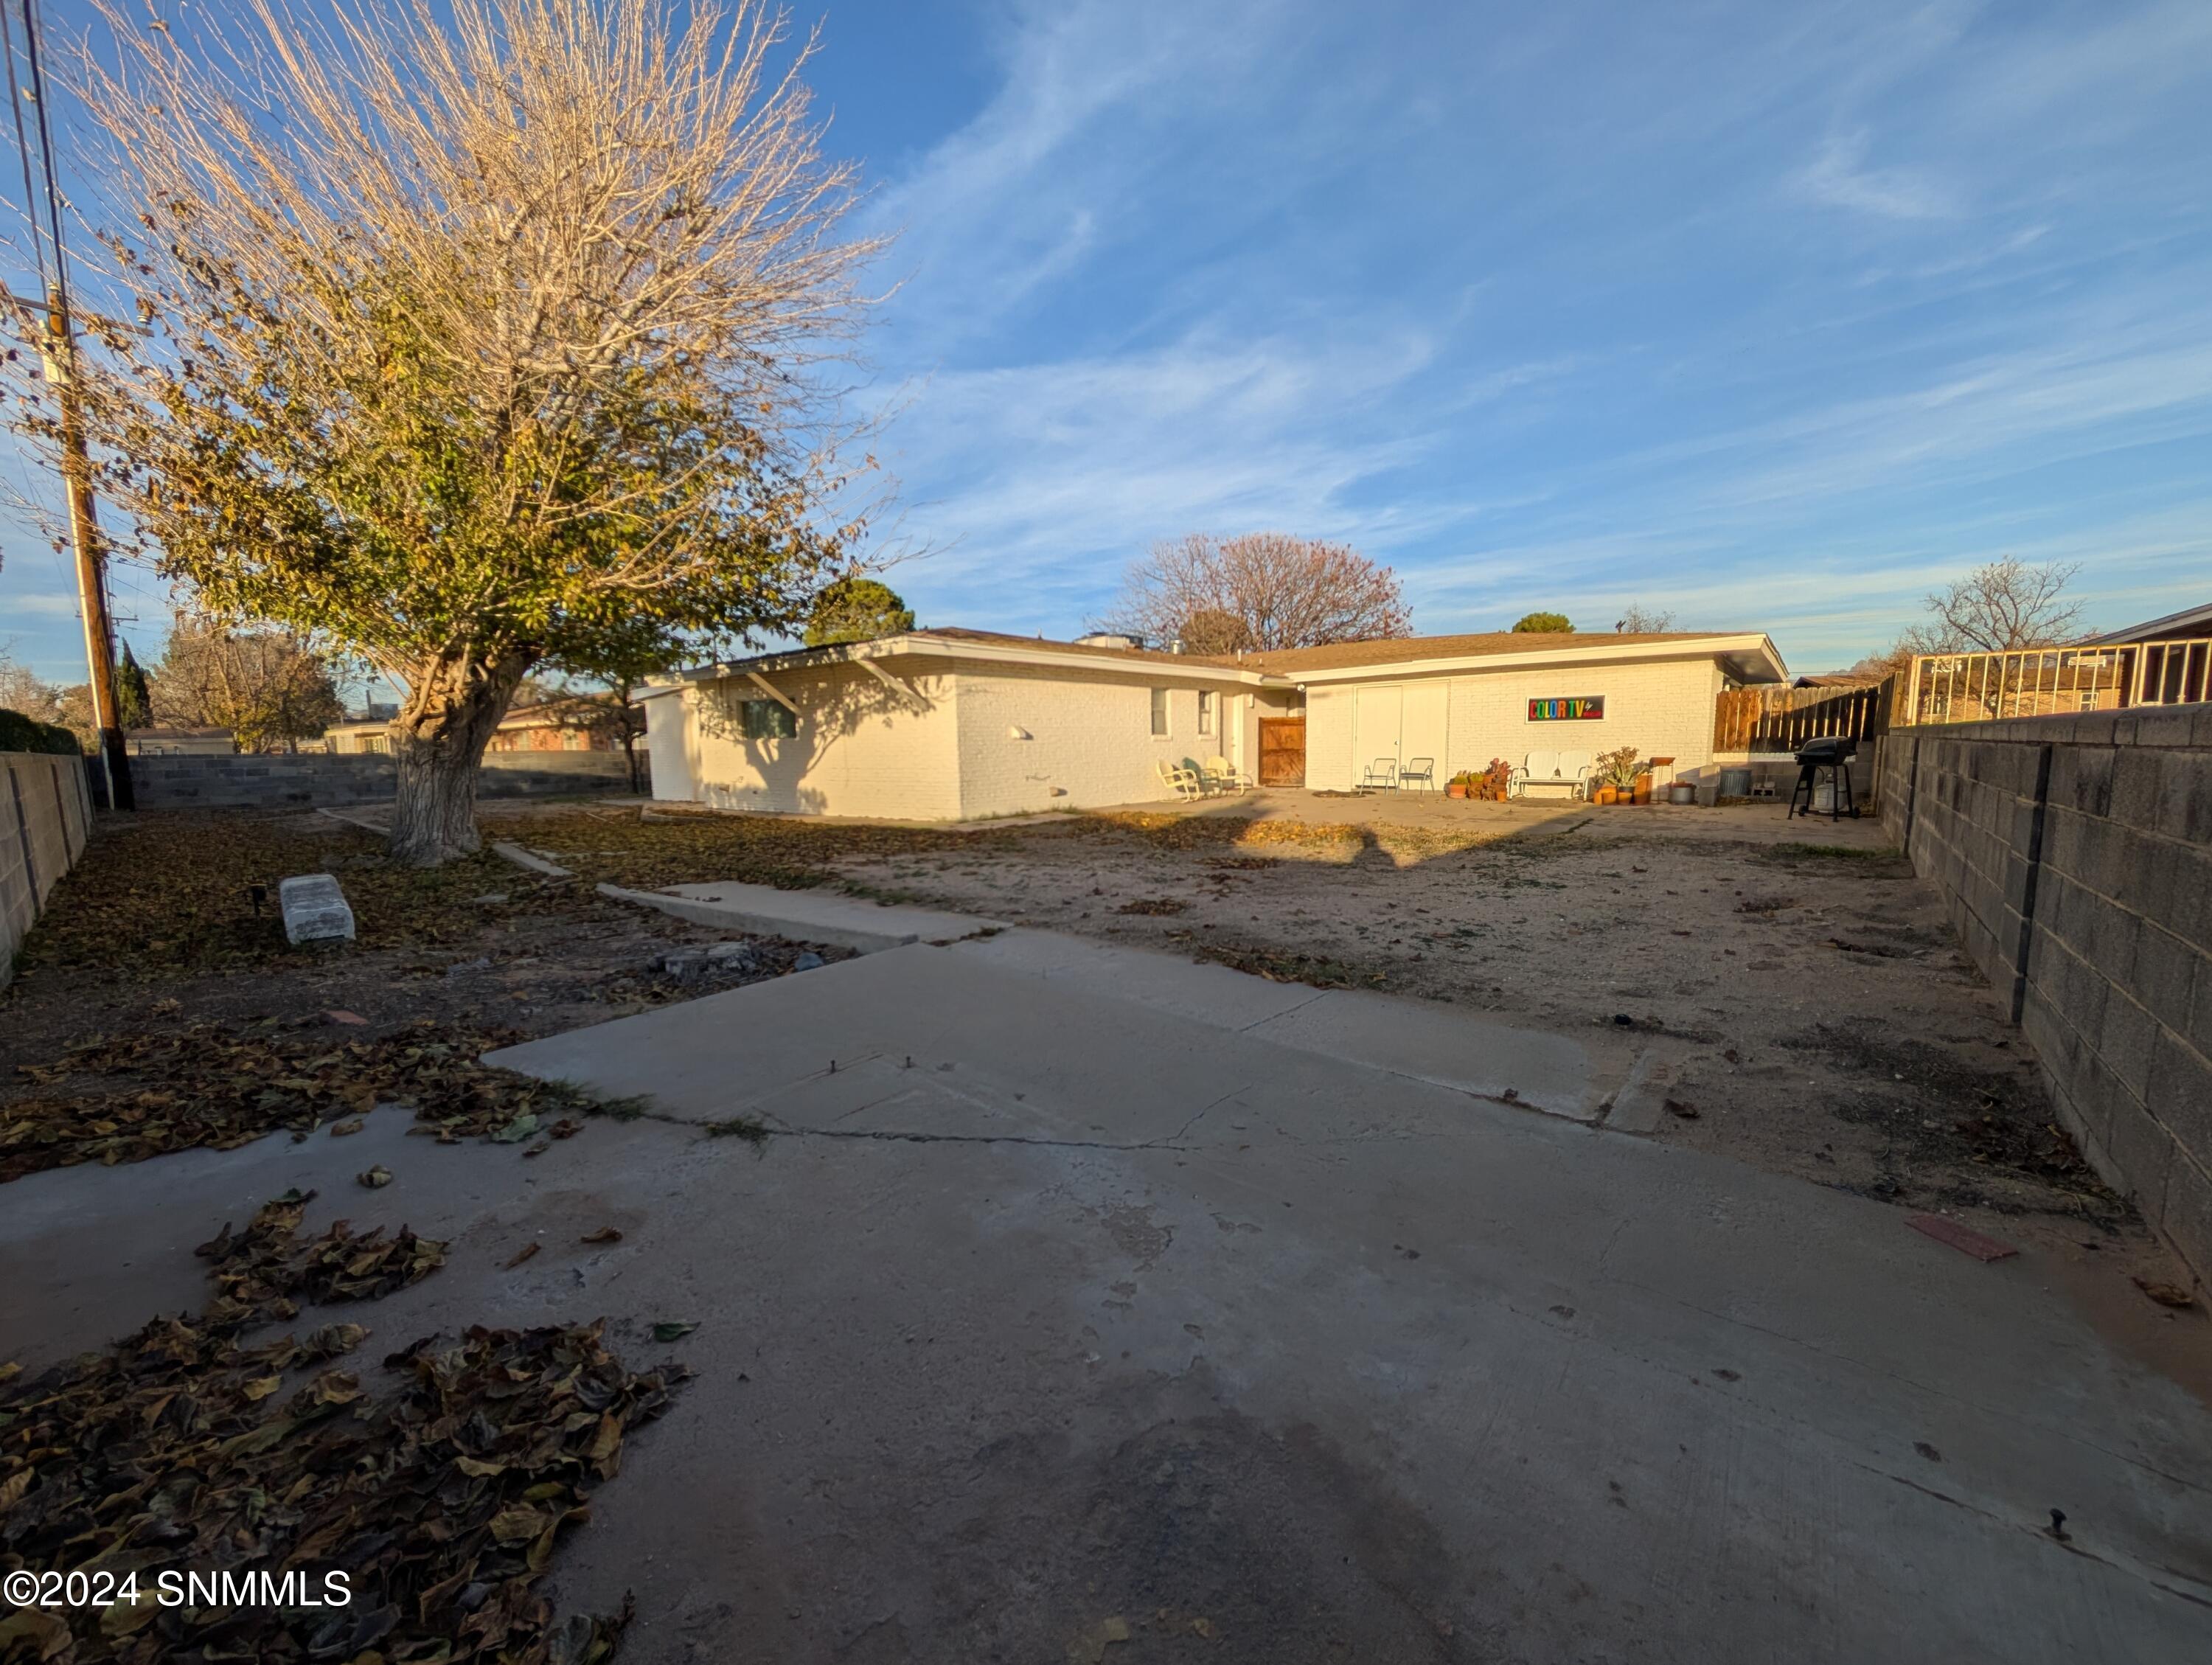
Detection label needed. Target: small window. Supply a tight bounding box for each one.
[1197,690,1215,736]
[1150,687,1169,737]
[743,699,798,740]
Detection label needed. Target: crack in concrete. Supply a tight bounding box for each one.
[1865,1464,2212,1609]
[759,1125,1196,1154]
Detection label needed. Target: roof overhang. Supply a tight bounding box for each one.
[645,632,1271,692]
[1282,633,1790,688]
[2090,601,2212,644]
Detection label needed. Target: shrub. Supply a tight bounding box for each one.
[0,708,83,756]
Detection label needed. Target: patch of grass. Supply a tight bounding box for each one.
[703,1115,769,1143]
[1190,941,1388,990]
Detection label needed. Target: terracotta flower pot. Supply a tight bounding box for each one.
[1593,785,1618,805]
[1447,782,1469,799]
[1632,774,1652,804]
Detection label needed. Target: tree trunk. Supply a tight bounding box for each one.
[389,650,531,866]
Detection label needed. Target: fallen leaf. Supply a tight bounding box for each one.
[651,1321,698,1343]
[1663,1098,1700,1119]
[505,1242,542,1270]
[358,1165,393,1188]
[580,1227,623,1245]
[2134,1276,2197,1309]
[326,1009,368,1026]
[330,1117,366,1137]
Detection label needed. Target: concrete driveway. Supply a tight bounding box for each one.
[9,931,2209,1664]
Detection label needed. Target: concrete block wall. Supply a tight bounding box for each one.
[131,750,642,809]
[1879,706,2212,1280]
[1,751,93,987]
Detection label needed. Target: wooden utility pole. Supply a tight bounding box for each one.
[6,0,131,806]
[32,300,133,807]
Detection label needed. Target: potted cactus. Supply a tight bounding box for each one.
[1446,771,1477,799]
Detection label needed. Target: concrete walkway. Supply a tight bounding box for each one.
[466,936,2212,1664]
[7,933,2205,1662]
[595,879,1006,953]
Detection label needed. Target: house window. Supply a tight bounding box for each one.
[742,698,798,740]
[1150,688,1169,737]
[1197,690,1214,736]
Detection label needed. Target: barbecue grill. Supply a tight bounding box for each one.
[1788,735,1860,821]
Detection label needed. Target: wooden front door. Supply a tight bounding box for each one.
[1258,718,1306,786]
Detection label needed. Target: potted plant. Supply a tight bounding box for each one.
[1594,745,1642,804]
[1481,757,1514,801]
[1446,771,1476,799]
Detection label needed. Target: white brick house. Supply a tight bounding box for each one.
[641,627,1788,818]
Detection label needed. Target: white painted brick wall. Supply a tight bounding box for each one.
[658,664,962,818]
[953,664,1232,817]
[1446,658,1726,779]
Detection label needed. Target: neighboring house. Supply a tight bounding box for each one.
[124,726,234,756]
[322,719,394,754]
[485,694,633,753]
[321,695,637,756]
[2089,602,2212,644]
[642,626,1788,819]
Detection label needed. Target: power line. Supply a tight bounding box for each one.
[0,3,47,298]
[17,0,66,317]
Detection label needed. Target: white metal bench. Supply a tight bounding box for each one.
[1510,749,1593,800]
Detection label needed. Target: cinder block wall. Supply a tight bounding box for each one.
[131,751,644,809]
[1878,707,2212,1279]
[1,751,94,987]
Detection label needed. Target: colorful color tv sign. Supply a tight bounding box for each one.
[1528,695,1604,721]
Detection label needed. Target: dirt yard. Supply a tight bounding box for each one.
[15,792,2186,1364]
[0,806,858,1179]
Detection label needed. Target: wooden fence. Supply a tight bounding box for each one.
[1713,678,1895,754]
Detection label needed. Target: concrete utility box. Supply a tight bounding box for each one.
[280,873,356,945]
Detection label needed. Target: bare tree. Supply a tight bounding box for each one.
[1107,533,1410,653]
[153,613,346,751]
[1613,604,1677,633]
[1921,558,2085,653]
[7,0,881,861]
[0,647,59,720]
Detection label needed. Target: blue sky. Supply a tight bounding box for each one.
[4,0,2209,683]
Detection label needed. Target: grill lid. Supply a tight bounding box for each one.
[1794,736,1858,765]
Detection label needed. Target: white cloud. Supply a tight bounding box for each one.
[1793,131,1959,220]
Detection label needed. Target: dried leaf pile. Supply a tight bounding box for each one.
[0,1192,684,1664]
[4,1021,600,1183]
[8,813,587,984]
[494,805,970,893]
[195,1189,448,1330]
